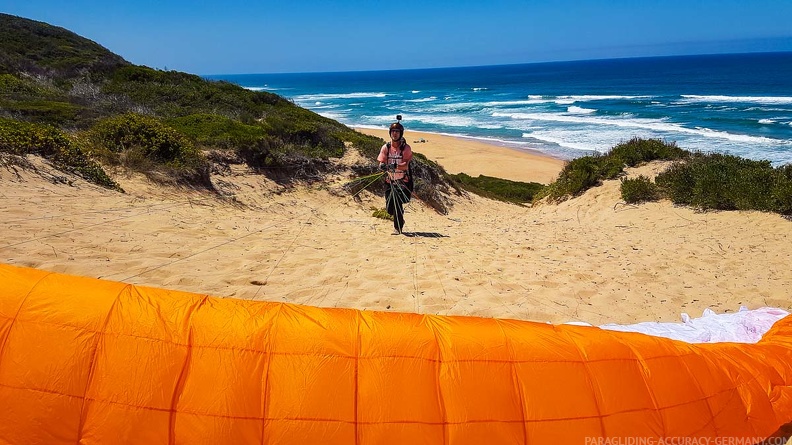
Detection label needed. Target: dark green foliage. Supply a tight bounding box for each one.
[543,138,688,201]
[450,173,543,205]
[655,153,792,214]
[0,13,128,78]
[1,99,83,125]
[0,117,120,190]
[105,66,288,119]
[259,106,345,158]
[1,15,378,162]
[620,175,660,203]
[166,114,268,149]
[543,155,609,200]
[610,137,688,167]
[234,136,288,170]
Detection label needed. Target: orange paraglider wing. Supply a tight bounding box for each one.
[1,263,790,444]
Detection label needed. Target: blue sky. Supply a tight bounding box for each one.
[3,0,792,74]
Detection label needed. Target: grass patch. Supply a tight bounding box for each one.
[449,172,543,205]
[371,207,392,221]
[0,99,82,125]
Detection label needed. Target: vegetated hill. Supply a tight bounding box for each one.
[0,14,129,79]
[0,13,466,213]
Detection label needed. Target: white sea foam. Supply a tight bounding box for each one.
[521,126,653,153]
[472,87,488,91]
[680,95,792,105]
[293,92,388,101]
[557,95,652,102]
[481,99,558,106]
[567,106,596,114]
[493,112,787,145]
[310,104,342,110]
[523,132,606,152]
[411,90,420,93]
[244,86,286,92]
[409,114,480,127]
[758,119,775,124]
[405,96,438,103]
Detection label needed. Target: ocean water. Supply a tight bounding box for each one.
[208,52,792,165]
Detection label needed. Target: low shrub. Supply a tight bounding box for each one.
[610,137,687,167]
[371,208,392,221]
[542,138,688,202]
[655,153,792,214]
[166,114,268,149]
[90,113,209,186]
[0,117,120,190]
[620,175,659,203]
[90,113,201,165]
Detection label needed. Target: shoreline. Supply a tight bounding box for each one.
[354,127,567,184]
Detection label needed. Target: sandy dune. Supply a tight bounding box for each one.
[1,139,790,326]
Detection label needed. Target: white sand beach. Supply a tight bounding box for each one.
[355,127,566,184]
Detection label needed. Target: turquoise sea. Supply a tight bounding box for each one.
[208,52,792,165]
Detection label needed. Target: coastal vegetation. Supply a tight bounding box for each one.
[449,173,544,205]
[654,154,792,214]
[541,137,688,201]
[0,14,405,192]
[541,137,792,216]
[0,117,120,190]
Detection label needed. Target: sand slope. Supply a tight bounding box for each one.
[1,149,790,326]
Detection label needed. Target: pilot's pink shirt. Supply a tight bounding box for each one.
[377,141,413,183]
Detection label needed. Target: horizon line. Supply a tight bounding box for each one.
[200,49,792,78]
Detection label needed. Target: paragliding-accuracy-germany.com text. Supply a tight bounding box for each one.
[585,437,788,445]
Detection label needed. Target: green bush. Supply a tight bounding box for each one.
[91,113,199,165]
[544,155,608,201]
[620,175,659,203]
[655,153,792,214]
[259,106,345,158]
[0,117,120,190]
[610,137,687,167]
[543,138,689,202]
[105,66,287,120]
